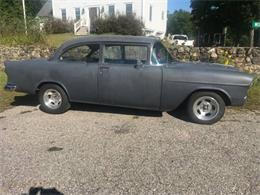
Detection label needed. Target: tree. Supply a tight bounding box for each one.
[191,0,260,46]
[0,0,44,35]
[167,10,194,38]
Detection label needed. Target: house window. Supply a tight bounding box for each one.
[126,3,133,15]
[162,11,164,20]
[109,5,115,16]
[75,8,81,20]
[149,5,152,21]
[61,9,66,21]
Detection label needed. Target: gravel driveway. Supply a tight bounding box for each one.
[0,97,260,195]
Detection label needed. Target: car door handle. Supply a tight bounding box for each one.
[99,66,110,75]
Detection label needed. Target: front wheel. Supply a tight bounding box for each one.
[187,92,225,124]
[39,84,70,114]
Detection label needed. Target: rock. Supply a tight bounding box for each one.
[216,48,224,55]
[178,47,185,53]
[235,57,244,63]
[252,57,260,64]
[245,57,252,63]
[191,52,199,60]
[210,52,218,59]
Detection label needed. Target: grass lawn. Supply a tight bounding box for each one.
[0,70,24,112]
[1,70,260,113]
[45,33,77,47]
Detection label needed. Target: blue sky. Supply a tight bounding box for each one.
[168,0,191,13]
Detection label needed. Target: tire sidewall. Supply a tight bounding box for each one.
[187,92,225,124]
[39,84,70,114]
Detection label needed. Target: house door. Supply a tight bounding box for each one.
[89,7,98,32]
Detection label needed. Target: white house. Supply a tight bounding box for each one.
[39,0,167,37]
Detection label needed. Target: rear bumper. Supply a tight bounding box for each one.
[4,83,17,91]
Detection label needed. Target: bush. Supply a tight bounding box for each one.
[93,14,144,36]
[0,17,45,45]
[44,18,73,34]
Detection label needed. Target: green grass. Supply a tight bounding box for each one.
[0,70,24,112]
[0,70,259,112]
[243,77,260,111]
[45,33,78,47]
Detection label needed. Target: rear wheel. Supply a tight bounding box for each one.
[39,84,70,114]
[187,92,225,124]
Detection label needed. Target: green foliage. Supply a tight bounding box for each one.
[245,75,260,110]
[191,0,260,46]
[44,18,73,34]
[0,33,45,46]
[0,0,45,45]
[0,71,24,112]
[167,10,195,38]
[94,14,144,36]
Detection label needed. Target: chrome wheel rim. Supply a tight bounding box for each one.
[43,89,62,109]
[192,96,220,121]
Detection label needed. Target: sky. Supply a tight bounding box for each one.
[168,0,191,13]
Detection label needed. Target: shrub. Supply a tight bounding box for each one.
[93,14,144,36]
[0,17,45,45]
[44,18,73,34]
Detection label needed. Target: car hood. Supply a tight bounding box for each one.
[165,61,255,87]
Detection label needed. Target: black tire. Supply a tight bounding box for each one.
[39,84,70,114]
[187,91,225,124]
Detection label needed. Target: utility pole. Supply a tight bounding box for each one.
[22,0,28,35]
[250,29,254,48]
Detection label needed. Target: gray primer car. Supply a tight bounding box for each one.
[4,35,254,124]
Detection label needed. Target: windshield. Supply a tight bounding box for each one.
[173,36,187,40]
[152,42,174,64]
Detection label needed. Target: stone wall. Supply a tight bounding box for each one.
[0,45,260,74]
[168,46,260,74]
[0,45,55,70]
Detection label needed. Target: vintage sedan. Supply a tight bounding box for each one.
[4,35,254,124]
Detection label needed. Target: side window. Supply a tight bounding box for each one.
[60,44,100,62]
[125,46,148,64]
[104,45,123,64]
[104,45,148,65]
[152,42,173,64]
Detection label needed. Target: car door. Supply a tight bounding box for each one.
[98,43,162,110]
[56,43,100,102]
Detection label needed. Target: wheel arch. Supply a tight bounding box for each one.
[188,88,232,106]
[36,81,70,100]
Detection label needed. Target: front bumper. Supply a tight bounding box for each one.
[4,83,17,91]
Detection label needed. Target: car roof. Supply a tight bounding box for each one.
[61,35,158,47]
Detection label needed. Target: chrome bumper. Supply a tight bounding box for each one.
[4,83,17,91]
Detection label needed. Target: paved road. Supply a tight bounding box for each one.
[0,100,260,194]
